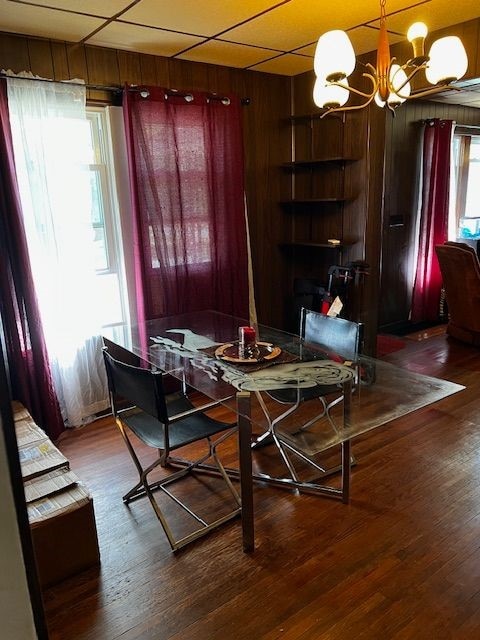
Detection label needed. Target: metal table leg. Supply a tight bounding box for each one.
[341,378,352,504]
[237,391,254,552]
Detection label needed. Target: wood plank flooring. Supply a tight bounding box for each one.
[43,332,480,640]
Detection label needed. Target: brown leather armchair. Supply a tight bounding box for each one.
[435,241,480,346]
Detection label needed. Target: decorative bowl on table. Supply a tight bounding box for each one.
[215,341,281,364]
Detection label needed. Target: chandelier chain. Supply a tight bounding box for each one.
[380,0,386,22]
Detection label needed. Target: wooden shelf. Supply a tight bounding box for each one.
[281,240,356,250]
[287,112,344,123]
[281,196,356,205]
[282,157,358,169]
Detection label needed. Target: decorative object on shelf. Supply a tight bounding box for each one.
[313,0,468,116]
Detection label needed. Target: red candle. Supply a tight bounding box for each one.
[239,326,256,358]
[239,326,256,346]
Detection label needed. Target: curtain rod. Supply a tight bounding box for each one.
[418,118,456,126]
[419,119,480,132]
[454,123,480,131]
[0,72,251,105]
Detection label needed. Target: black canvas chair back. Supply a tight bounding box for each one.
[102,346,241,552]
[302,309,362,364]
[104,350,168,423]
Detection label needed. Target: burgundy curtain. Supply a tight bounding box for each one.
[0,80,64,440]
[123,86,249,322]
[411,118,453,323]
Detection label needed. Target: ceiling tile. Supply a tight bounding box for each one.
[250,53,314,76]
[176,39,278,69]
[6,0,133,17]
[87,21,205,56]
[121,0,279,37]
[0,0,104,41]
[222,0,416,52]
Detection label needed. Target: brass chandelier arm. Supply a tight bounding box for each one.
[408,84,462,100]
[388,61,425,98]
[331,72,378,99]
[320,91,377,119]
[389,58,462,100]
[320,72,377,118]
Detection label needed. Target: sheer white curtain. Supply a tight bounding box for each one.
[7,75,109,426]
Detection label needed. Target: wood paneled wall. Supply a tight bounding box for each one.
[0,31,292,329]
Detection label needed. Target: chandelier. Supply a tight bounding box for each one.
[313,0,468,116]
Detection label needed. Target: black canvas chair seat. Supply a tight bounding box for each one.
[122,396,232,450]
[102,346,241,552]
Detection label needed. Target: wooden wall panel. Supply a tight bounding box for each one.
[240,73,292,327]
[26,39,53,78]
[154,56,170,86]
[116,51,141,85]
[0,33,29,71]
[51,41,69,80]
[84,46,119,85]
[137,54,157,85]
[0,31,291,329]
[65,43,88,82]
[342,109,369,266]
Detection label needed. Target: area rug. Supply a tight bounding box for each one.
[376,334,407,356]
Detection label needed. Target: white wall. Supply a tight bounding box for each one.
[0,413,38,640]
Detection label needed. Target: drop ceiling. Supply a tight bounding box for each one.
[0,0,479,77]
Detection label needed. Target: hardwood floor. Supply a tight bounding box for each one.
[43,332,480,640]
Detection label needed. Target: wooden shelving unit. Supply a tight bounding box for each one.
[281,112,360,251]
[280,111,364,327]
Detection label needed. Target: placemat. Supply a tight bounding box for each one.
[199,344,299,373]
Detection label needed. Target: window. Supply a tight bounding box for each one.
[147,121,213,269]
[85,108,129,328]
[450,132,480,242]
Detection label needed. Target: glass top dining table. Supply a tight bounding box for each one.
[103,310,465,552]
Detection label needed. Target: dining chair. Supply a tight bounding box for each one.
[253,308,363,487]
[102,346,241,552]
